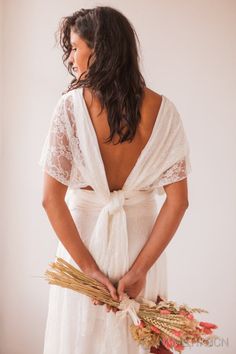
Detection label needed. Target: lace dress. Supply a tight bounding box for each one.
[38,87,192,354]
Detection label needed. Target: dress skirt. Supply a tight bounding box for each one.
[43,188,168,354]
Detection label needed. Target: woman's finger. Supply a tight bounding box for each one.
[91,298,118,313]
[117,278,125,301]
[96,300,103,305]
[112,306,118,313]
[106,304,119,313]
[91,298,103,306]
[103,279,118,301]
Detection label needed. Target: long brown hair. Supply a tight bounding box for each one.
[56,6,146,144]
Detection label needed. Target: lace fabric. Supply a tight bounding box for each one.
[38,93,88,189]
[159,158,187,185]
[155,156,191,195]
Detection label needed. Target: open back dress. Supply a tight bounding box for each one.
[38,86,192,354]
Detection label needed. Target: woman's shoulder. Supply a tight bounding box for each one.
[141,87,165,122]
[143,86,173,114]
[143,86,162,103]
[146,87,182,118]
[143,87,183,131]
[144,86,177,108]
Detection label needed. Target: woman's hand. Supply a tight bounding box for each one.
[84,267,119,313]
[117,269,147,301]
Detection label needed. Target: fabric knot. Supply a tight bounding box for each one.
[106,190,125,215]
[116,293,141,325]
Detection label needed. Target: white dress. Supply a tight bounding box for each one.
[38,87,192,354]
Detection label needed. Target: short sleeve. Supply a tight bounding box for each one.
[158,156,191,186]
[154,99,192,196]
[38,95,74,186]
[155,156,191,196]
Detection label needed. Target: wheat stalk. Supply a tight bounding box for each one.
[44,257,219,353]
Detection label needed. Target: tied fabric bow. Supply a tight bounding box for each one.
[116,293,141,325]
[116,294,159,325]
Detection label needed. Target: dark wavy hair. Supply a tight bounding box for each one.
[56,6,146,144]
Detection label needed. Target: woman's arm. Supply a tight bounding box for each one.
[42,173,99,274]
[42,174,119,305]
[116,178,189,300]
[128,178,189,277]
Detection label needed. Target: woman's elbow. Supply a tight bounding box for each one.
[164,179,189,209]
[41,192,59,208]
[42,197,53,208]
[166,197,189,210]
[183,199,189,209]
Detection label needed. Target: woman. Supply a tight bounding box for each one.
[39,6,191,354]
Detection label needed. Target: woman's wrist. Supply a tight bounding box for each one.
[80,258,100,276]
[128,266,147,280]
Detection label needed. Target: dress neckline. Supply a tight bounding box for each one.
[77,86,166,192]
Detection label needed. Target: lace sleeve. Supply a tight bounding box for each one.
[155,156,191,195]
[158,158,188,186]
[38,95,74,186]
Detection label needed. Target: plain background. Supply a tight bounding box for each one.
[1,0,235,353]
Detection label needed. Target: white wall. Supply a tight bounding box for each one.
[1,0,236,353]
[0,0,4,348]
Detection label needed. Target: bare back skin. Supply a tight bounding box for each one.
[81,86,163,192]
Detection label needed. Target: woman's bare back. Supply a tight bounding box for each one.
[81,87,163,192]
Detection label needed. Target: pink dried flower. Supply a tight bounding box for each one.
[203,327,213,335]
[162,338,172,350]
[172,329,182,337]
[138,320,145,328]
[179,310,188,316]
[187,313,194,320]
[199,321,218,329]
[174,343,185,351]
[160,309,171,314]
[151,325,161,334]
